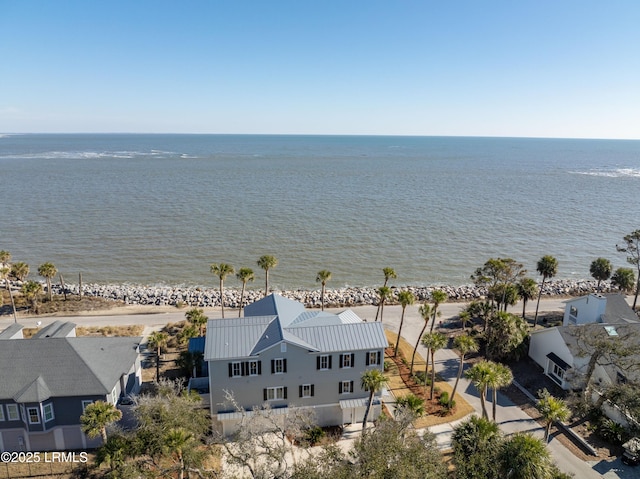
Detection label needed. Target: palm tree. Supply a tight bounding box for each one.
[37,262,57,302]
[499,433,552,479]
[458,311,471,331]
[236,267,255,317]
[21,280,42,314]
[375,267,397,320]
[147,331,169,382]
[315,269,332,311]
[185,307,208,336]
[11,261,29,281]
[80,400,122,444]
[257,255,278,297]
[410,303,432,375]
[395,393,425,417]
[394,290,415,357]
[163,428,194,479]
[517,277,539,319]
[611,267,635,294]
[0,251,17,322]
[617,230,640,309]
[429,289,447,332]
[487,362,513,421]
[376,285,392,323]
[451,415,500,457]
[422,331,447,399]
[210,263,234,318]
[450,334,479,406]
[360,369,387,431]
[465,360,493,419]
[533,255,558,328]
[589,257,612,292]
[536,388,570,442]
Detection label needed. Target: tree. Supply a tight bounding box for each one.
[466,299,492,332]
[611,267,635,293]
[177,323,198,346]
[499,433,553,479]
[0,251,17,321]
[210,262,234,318]
[37,262,57,302]
[536,388,570,442]
[485,311,529,361]
[452,415,502,479]
[617,230,640,309]
[590,257,612,292]
[176,350,204,378]
[410,303,432,375]
[517,277,539,319]
[472,258,525,314]
[490,283,520,312]
[80,400,122,444]
[147,331,169,382]
[10,261,29,281]
[375,267,397,321]
[486,361,513,421]
[429,289,447,332]
[163,428,194,479]
[395,290,416,357]
[185,307,207,336]
[421,331,447,399]
[533,255,558,327]
[316,269,332,311]
[21,280,42,313]
[451,334,479,406]
[360,369,387,431]
[257,255,278,297]
[236,267,255,317]
[375,285,392,323]
[465,360,494,419]
[395,393,425,417]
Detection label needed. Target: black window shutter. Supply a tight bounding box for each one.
[329,355,332,369]
[299,385,303,397]
[284,387,288,399]
[317,356,321,369]
[350,353,355,366]
[241,362,247,376]
[258,361,262,375]
[377,351,381,365]
[263,389,268,401]
[366,352,370,366]
[271,359,275,374]
[311,385,315,397]
[228,363,233,377]
[339,354,344,368]
[283,359,287,373]
[350,380,354,392]
[339,382,343,394]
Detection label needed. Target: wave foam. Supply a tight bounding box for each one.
[571,167,640,178]
[0,149,182,160]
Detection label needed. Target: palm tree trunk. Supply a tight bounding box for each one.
[450,355,464,406]
[424,350,430,394]
[47,277,53,302]
[492,388,498,421]
[545,422,552,442]
[410,324,428,375]
[362,391,375,431]
[480,389,488,419]
[6,279,17,323]
[219,278,225,318]
[101,427,108,445]
[59,274,67,301]
[239,283,246,317]
[430,351,436,400]
[522,299,527,319]
[395,309,406,357]
[321,284,325,311]
[156,347,161,382]
[265,270,269,297]
[533,278,546,327]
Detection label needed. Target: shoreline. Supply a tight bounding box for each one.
[40,278,611,309]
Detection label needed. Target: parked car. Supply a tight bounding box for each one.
[118,395,135,406]
[622,438,640,466]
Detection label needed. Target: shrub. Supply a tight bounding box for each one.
[597,418,629,445]
[384,360,393,372]
[304,426,325,446]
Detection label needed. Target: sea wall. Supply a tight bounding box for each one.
[47,279,610,309]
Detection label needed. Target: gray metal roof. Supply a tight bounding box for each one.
[32,321,77,338]
[0,323,25,340]
[0,337,141,402]
[204,294,388,361]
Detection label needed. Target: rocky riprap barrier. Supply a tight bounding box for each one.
[48,278,609,309]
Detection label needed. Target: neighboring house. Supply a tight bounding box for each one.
[204,294,388,435]
[529,294,640,391]
[0,322,142,452]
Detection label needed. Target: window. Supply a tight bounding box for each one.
[248,360,259,376]
[263,387,287,401]
[317,355,332,370]
[339,381,354,394]
[549,363,565,385]
[111,387,118,404]
[366,351,381,366]
[0,405,4,421]
[340,353,354,368]
[569,306,578,322]
[82,400,94,412]
[43,403,54,422]
[299,384,314,398]
[230,362,242,377]
[27,407,40,424]
[271,358,287,374]
[6,404,19,421]
[281,343,287,353]
[20,405,26,423]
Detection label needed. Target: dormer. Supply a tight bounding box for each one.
[563,294,607,326]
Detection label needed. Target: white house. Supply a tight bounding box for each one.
[204,294,388,435]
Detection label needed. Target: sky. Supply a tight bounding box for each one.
[1,1,640,138]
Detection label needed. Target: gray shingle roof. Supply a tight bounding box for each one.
[0,337,141,402]
[204,294,388,361]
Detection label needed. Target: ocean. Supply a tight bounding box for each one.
[1,134,639,290]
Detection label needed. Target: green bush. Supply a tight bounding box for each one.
[597,418,629,445]
[304,426,325,446]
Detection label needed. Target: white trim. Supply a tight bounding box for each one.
[301,384,312,398]
[43,403,55,422]
[27,407,40,424]
[273,358,285,374]
[6,404,19,421]
[266,386,286,401]
[319,354,330,370]
[231,361,242,378]
[248,360,259,376]
[0,404,4,421]
[82,400,94,412]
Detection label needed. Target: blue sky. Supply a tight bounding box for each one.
[1,1,639,138]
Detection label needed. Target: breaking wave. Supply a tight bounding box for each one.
[571,167,640,178]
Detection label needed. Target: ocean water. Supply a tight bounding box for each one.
[1,134,639,290]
